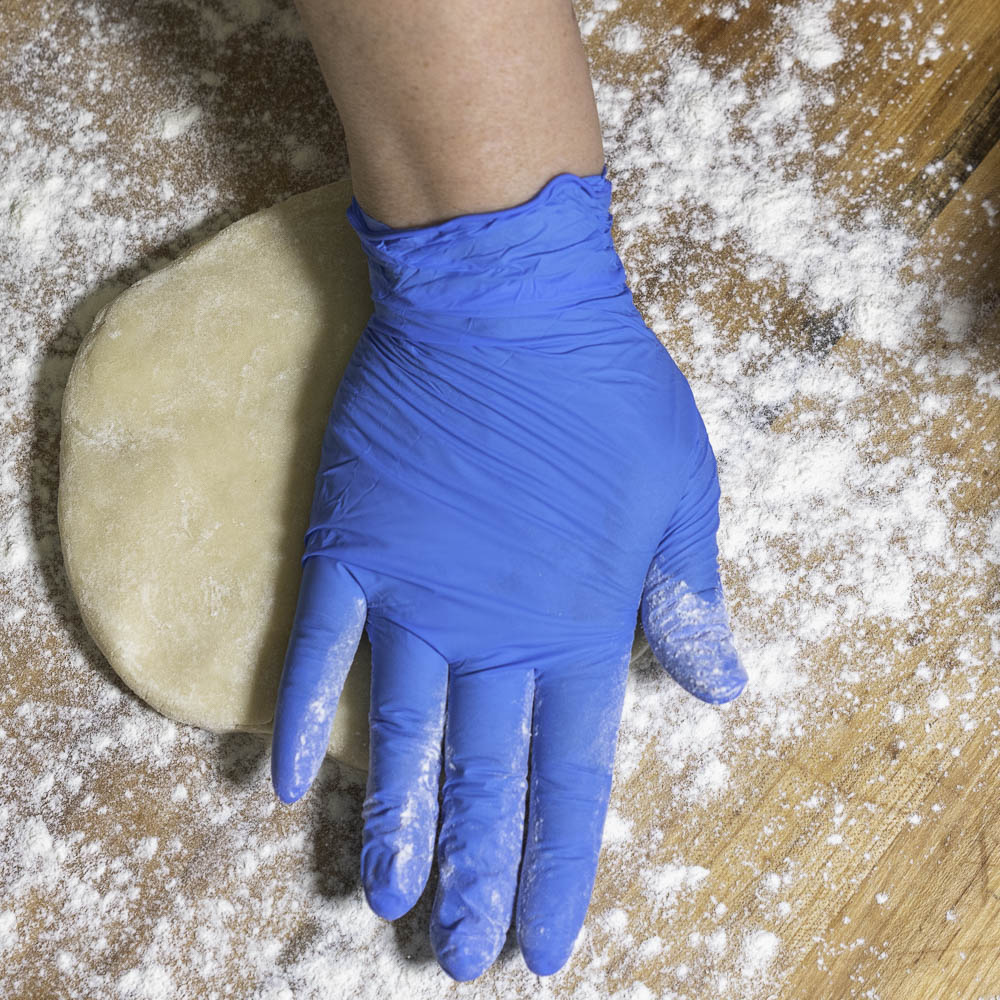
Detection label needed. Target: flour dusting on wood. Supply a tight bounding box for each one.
[1,1,997,998]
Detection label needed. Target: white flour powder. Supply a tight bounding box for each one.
[1,1,997,998]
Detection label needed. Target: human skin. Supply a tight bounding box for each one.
[291,0,606,228]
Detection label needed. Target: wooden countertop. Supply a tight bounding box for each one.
[1,1,997,997]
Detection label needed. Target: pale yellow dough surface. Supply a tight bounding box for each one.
[58,178,374,774]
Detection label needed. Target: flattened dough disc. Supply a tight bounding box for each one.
[58,178,374,774]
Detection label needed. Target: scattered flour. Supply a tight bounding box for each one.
[740,929,780,979]
[158,104,203,140]
[785,0,845,71]
[0,1,995,999]
[918,27,946,64]
[607,22,645,54]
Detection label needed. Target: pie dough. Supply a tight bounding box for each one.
[58,178,374,774]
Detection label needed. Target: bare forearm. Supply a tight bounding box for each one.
[293,0,605,228]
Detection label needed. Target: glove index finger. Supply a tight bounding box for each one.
[516,644,631,977]
[271,555,367,804]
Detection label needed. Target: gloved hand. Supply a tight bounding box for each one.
[270,166,747,981]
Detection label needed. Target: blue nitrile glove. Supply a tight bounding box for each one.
[270,166,747,981]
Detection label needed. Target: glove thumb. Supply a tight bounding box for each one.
[640,433,748,704]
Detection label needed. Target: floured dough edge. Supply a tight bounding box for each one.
[57,178,375,776]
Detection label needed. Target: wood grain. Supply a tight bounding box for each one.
[2,0,997,998]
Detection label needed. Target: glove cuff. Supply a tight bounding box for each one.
[345,165,643,347]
